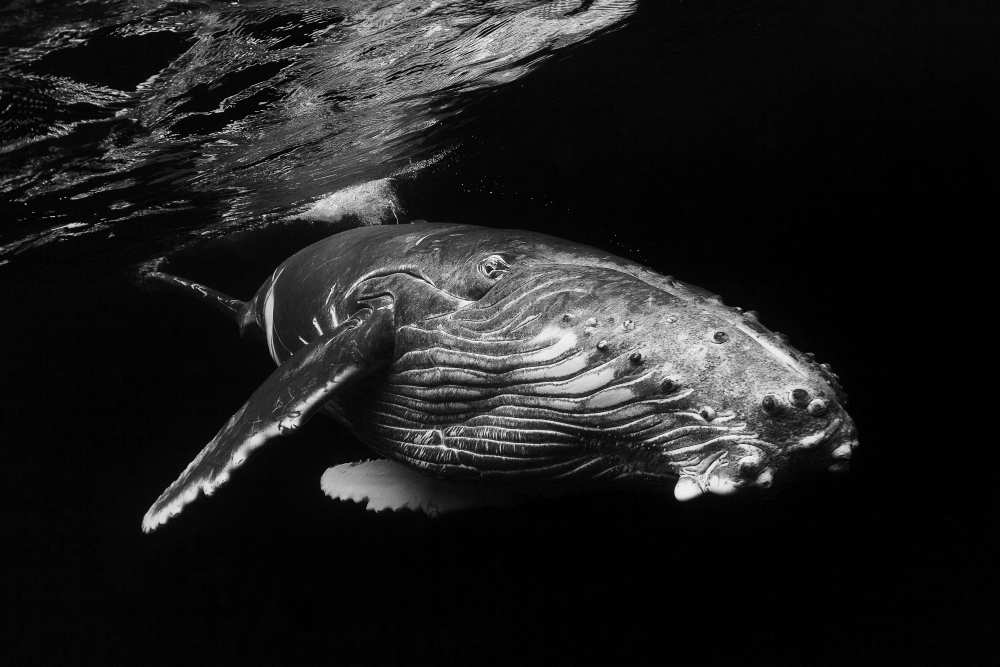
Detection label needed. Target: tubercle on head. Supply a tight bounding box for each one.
[705,298,847,403]
[557,271,851,498]
[674,295,846,413]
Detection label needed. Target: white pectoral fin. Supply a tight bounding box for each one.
[321,459,528,516]
[142,315,387,533]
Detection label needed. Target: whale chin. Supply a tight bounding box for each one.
[661,438,778,502]
[672,465,775,502]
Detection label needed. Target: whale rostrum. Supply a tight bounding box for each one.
[141,222,857,532]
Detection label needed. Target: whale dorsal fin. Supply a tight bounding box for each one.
[141,307,393,532]
[320,459,530,516]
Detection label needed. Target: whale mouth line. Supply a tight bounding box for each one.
[789,417,844,452]
[668,435,778,501]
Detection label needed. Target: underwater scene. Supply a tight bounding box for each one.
[2,1,986,664]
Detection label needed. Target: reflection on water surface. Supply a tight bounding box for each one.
[0,0,635,264]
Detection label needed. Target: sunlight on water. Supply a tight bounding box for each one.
[0,0,636,265]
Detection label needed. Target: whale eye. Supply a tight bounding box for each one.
[713,331,729,343]
[479,254,511,281]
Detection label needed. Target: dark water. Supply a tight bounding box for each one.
[3,1,988,664]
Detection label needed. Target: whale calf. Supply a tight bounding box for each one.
[141,222,857,532]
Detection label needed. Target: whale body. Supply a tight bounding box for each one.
[142,222,857,532]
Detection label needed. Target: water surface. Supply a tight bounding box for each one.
[0,0,635,264]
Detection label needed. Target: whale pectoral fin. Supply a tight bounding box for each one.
[320,459,531,517]
[142,309,393,533]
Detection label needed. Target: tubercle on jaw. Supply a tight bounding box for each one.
[663,440,775,501]
[671,462,774,501]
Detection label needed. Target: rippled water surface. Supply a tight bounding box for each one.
[0,0,635,264]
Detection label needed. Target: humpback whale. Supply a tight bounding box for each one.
[142,222,857,532]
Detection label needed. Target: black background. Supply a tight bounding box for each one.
[3,1,989,664]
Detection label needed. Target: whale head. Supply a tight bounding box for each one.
[401,245,858,501]
[368,224,858,502]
